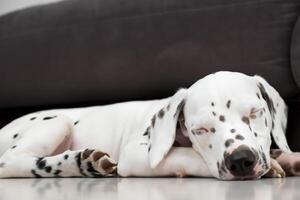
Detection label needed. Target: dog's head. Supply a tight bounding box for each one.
[148,71,290,180]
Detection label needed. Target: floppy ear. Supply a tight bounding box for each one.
[149,88,188,168]
[254,75,291,153]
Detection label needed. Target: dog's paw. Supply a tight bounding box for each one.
[264,158,285,178]
[81,149,117,177]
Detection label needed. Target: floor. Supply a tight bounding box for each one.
[0,177,299,200]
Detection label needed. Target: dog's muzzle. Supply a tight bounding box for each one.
[224,145,257,178]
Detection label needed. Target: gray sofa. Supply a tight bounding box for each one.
[1,0,300,150]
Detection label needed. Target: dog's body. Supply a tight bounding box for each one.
[0,71,300,180]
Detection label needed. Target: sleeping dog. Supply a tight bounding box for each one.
[0,71,299,180]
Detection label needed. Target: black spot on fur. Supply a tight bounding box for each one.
[256,93,261,99]
[260,151,268,170]
[43,116,57,120]
[241,116,252,131]
[225,139,234,148]
[257,82,276,118]
[87,162,98,173]
[235,134,245,140]
[230,129,236,133]
[158,108,165,119]
[174,100,185,118]
[54,169,62,176]
[254,132,258,137]
[209,144,213,149]
[45,166,52,173]
[143,127,150,136]
[57,162,62,166]
[31,169,42,178]
[212,111,216,116]
[75,152,87,176]
[87,162,103,178]
[226,100,231,109]
[30,117,37,121]
[74,121,79,125]
[219,115,225,122]
[151,115,156,127]
[11,145,16,149]
[166,103,171,111]
[210,128,216,133]
[36,157,46,169]
[242,116,250,125]
[13,133,18,139]
[211,102,215,106]
[82,149,94,160]
[64,155,69,160]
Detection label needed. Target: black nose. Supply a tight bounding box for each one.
[225,146,257,177]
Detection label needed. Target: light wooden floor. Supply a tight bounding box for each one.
[0,177,299,200]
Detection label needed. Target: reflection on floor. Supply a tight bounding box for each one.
[0,177,299,200]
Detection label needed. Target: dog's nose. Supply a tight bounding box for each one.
[225,145,256,177]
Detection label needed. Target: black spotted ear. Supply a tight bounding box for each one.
[149,89,187,168]
[254,75,291,153]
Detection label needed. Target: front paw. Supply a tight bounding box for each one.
[81,149,117,176]
[264,158,285,178]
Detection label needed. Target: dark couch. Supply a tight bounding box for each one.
[1,0,300,150]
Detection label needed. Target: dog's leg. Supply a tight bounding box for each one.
[268,149,300,177]
[0,115,117,178]
[0,148,117,178]
[118,142,211,177]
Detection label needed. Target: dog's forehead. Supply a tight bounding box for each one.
[189,72,257,95]
[187,72,260,107]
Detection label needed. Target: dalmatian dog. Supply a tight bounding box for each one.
[0,71,300,180]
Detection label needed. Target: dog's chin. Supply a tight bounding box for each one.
[219,171,264,181]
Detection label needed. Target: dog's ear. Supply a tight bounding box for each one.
[149,88,188,168]
[254,75,291,153]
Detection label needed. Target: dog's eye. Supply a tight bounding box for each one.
[250,107,264,119]
[192,127,210,135]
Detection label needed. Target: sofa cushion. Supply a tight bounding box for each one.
[291,15,300,90]
[0,0,300,108]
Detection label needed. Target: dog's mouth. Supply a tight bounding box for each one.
[219,166,267,181]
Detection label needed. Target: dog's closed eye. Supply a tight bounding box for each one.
[250,107,264,119]
[192,127,214,135]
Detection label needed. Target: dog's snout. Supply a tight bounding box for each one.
[225,145,257,177]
